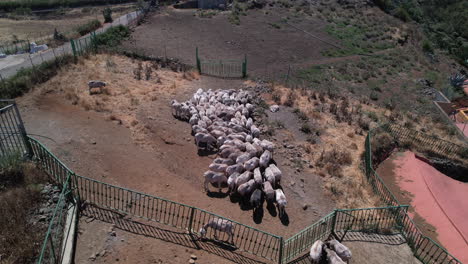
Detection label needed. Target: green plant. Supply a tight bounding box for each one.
[300,123,312,134]
[369,91,379,101]
[394,7,410,22]
[422,39,434,54]
[103,7,113,23]
[95,25,130,48]
[75,19,101,36]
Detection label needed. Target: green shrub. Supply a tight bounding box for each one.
[12,7,32,16]
[76,19,101,36]
[394,7,410,22]
[422,39,434,54]
[103,7,113,23]
[95,25,130,48]
[370,91,379,101]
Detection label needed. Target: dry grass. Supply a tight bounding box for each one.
[29,54,197,147]
[0,157,48,263]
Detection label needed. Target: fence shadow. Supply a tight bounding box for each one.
[80,204,268,264]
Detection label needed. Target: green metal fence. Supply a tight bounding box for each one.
[70,32,97,58]
[196,47,247,78]
[0,100,32,157]
[365,124,464,264]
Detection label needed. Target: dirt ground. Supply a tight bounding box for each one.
[123,6,339,78]
[16,54,336,263]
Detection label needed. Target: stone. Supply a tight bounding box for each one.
[98,249,106,257]
[189,259,195,264]
[302,204,308,210]
[39,215,47,222]
[190,255,197,260]
[270,105,280,113]
[89,253,97,261]
[110,231,116,236]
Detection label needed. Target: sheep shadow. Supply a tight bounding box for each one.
[253,206,264,224]
[197,148,218,157]
[280,211,290,226]
[266,201,277,217]
[206,190,229,198]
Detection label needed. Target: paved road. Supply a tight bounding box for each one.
[0,9,143,79]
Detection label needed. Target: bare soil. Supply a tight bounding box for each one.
[122,7,338,78]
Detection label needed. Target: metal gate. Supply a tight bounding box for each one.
[0,100,32,157]
[196,48,247,78]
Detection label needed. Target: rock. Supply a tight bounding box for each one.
[39,215,47,222]
[88,80,107,89]
[189,259,195,264]
[290,181,295,186]
[39,208,50,214]
[89,253,96,260]
[98,249,106,257]
[270,105,280,113]
[190,255,197,260]
[110,231,116,237]
[302,204,308,210]
[91,141,97,145]
[52,194,60,203]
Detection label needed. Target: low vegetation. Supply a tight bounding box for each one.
[0,55,74,99]
[0,152,48,263]
[0,0,138,12]
[76,19,101,36]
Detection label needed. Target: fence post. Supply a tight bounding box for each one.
[242,54,247,78]
[70,39,77,59]
[278,236,284,264]
[196,47,201,73]
[188,207,196,234]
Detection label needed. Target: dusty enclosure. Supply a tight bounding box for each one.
[122,6,338,78]
[16,54,337,261]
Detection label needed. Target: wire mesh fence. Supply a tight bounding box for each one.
[196,48,247,78]
[0,101,31,157]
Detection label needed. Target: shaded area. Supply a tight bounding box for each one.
[80,204,268,264]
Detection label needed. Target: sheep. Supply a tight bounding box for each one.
[226,164,244,176]
[244,157,259,171]
[195,133,217,150]
[208,163,228,173]
[310,240,325,263]
[268,164,282,186]
[235,171,252,187]
[204,171,227,193]
[213,158,234,166]
[199,218,234,244]
[250,125,261,138]
[220,147,238,159]
[228,172,240,194]
[250,189,263,212]
[253,168,263,185]
[262,181,275,203]
[275,189,287,217]
[259,150,272,168]
[326,240,352,263]
[324,248,346,264]
[238,179,257,197]
[260,139,275,152]
[264,167,276,188]
[236,152,251,164]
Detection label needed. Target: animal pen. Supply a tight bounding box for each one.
[0,100,464,264]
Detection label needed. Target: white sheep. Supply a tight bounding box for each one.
[253,168,263,185]
[259,150,272,168]
[264,167,276,188]
[236,152,251,164]
[244,157,259,171]
[208,163,228,173]
[199,218,234,244]
[268,164,282,186]
[325,247,346,264]
[228,172,240,194]
[262,181,275,202]
[195,133,217,150]
[204,171,227,193]
[275,189,287,217]
[238,179,257,197]
[213,158,234,166]
[226,164,244,176]
[250,125,261,138]
[260,139,275,152]
[310,240,325,263]
[235,171,252,187]
[326,240,352,263]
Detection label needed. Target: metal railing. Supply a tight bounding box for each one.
[196,48,247,78]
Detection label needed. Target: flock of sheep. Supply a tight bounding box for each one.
[171,88,287,217]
